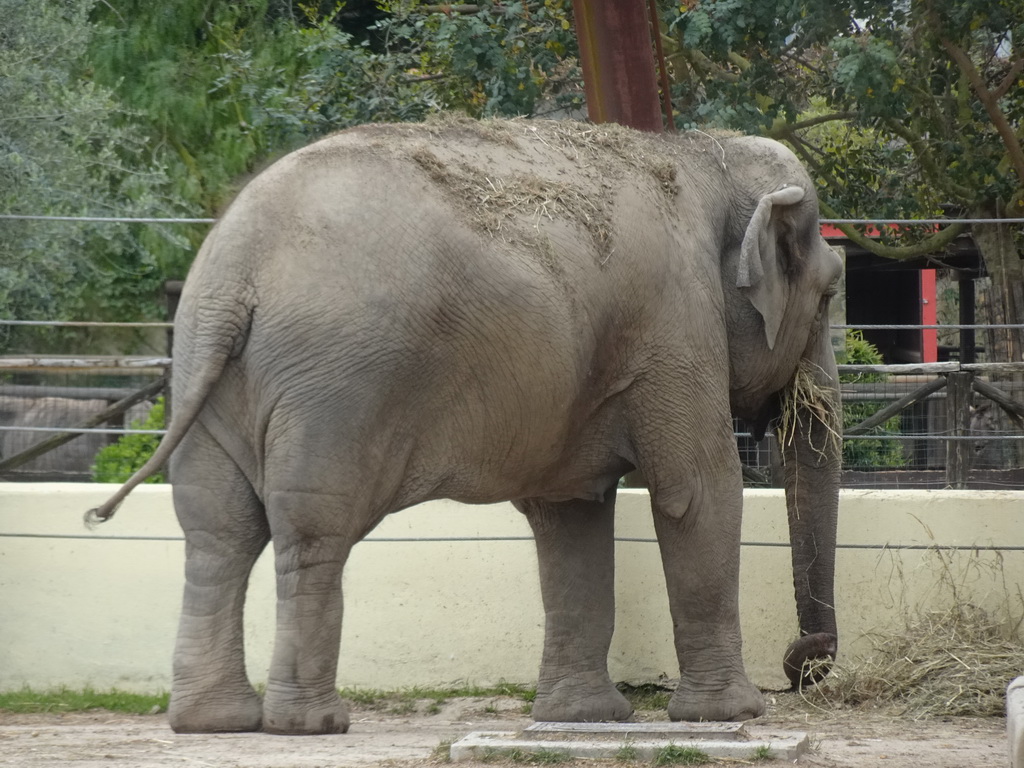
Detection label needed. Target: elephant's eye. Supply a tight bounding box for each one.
[824,274,841,298]
[813,293,831,325]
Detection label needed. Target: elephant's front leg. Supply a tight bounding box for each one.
[651,478,764,721]
[262,491,356,735]
[639,413,764,721]
[516,492,633,722]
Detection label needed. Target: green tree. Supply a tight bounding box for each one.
[86,0,319,274]
[0,0,185,353]
[376,0,581,118]
[663,0,1024,359]
[86,0,581,282]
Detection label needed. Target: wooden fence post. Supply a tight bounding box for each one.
[945,371,975,488]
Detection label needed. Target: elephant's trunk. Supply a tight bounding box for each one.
[779,346,841,689]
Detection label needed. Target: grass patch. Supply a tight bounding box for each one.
[0,687,169,715]
[617,682,672,711]
[0,682,536,718]
[615,743,639,761]
[481,747,570,764]
[751,744,775,761]
[388,699,418,716]
[652,744,712,765]
[339,682,536,712]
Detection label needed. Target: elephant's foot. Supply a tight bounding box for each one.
[262,687,350,734]
[168,686,263,733]
[668,676,764,722]
[532,673,633,722]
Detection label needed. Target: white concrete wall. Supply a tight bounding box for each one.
[1,484,1022,694]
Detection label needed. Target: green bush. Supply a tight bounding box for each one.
[839,331,906,469]
[91,397,166,483]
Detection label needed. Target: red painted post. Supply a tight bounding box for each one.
[920,269,938,363]
[571,0,663,132]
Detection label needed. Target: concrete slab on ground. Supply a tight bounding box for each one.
[449,721,809,762]
[1008,676,1024,768]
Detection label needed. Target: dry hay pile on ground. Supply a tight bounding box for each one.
[802,553,1024,718]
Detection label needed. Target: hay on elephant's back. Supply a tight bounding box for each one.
[426,113,693,193]
[403,117,732,251]
[408,146,609,247]
[803,602,1023,718]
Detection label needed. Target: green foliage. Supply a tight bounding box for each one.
[88,0,329,255]
[91,397,165,483]
[838,331,905,470]
[5,1,582,352]
[78,0,581,294]
[86,1,580,212]
[797,98,948,245]
[0,0,186,353]
[0,686,168,715]
[663,0,1024,228]
[380,1,581,118]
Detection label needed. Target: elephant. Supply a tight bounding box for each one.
[88,116,841,735]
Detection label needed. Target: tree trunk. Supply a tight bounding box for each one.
[973,218,1024,364]
[972,216,1024,467]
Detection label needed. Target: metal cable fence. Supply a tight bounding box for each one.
[0,356,167,482]
[1,322,1022,487]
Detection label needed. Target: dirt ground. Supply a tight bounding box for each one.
[0,693,1008,768]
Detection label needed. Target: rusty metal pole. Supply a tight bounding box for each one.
[571,0,663,132]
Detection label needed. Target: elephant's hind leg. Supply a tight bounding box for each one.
[169,424,269,733]
[516,491,633,723]
[261,490,360,735]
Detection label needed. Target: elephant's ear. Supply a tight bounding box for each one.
[736,185,806,350]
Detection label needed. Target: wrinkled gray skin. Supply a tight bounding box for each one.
[89,119,841,735]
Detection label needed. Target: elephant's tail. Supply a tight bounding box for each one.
[85,283,253,527]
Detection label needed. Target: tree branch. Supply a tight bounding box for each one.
[676,45,740,83]
[727,50,751,72]
[767,112,857,141]
[779,51,826,77]
[881,117,975,201]
[818,200,969,260]
[941,38,1024,203]
[993,56,1024,101]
